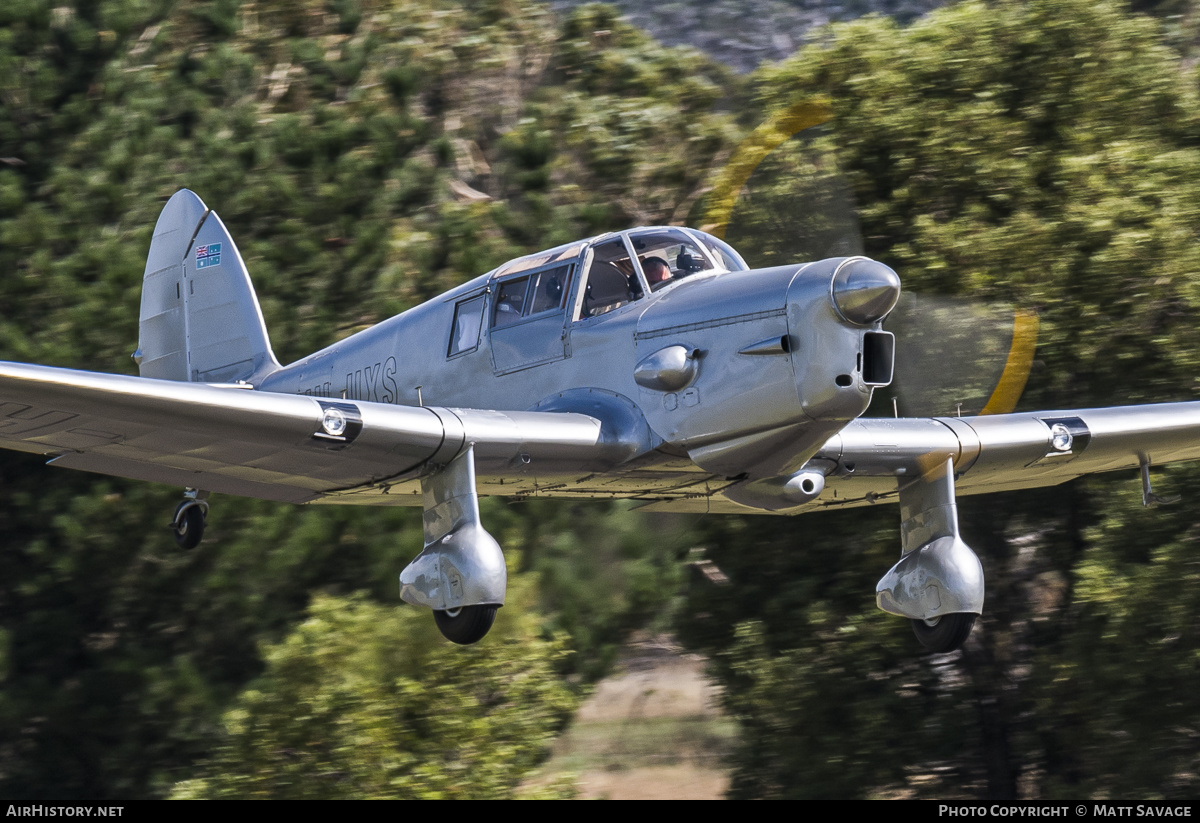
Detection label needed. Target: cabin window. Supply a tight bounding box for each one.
[493,277,530,328]
[692,231,749,272]
[627,228,717,291]
[577,238,643,319]
[448,295,485,356]
[492,263,574,329]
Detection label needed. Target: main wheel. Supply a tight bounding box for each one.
[912,613,976,653]
[172,503,206,550]
[434,605,498,645]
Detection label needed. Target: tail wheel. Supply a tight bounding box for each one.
[171,502,206,550]
[912,613,976,653]
[434,605,498,645]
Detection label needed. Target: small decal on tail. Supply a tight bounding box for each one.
[195,242,222,268]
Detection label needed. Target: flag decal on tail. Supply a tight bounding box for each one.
[196,243,222,268]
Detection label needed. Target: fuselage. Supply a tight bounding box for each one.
[258,227,899,502]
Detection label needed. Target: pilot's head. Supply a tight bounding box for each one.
[642,257,671,287]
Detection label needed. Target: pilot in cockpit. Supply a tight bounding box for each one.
[642,256,672,291]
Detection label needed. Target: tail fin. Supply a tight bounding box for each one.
[135,189,281,384]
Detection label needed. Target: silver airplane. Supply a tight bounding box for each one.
[2,189,1197,651]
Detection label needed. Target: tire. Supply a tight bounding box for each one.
[434,605,498,645]
[172,504,206,550]
[912,613,976,653]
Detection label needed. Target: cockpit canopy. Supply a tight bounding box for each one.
[579,227,746,318]
[490,227,748,322]
[447,228,749,359]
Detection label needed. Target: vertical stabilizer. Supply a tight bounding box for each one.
[137,190,280,384]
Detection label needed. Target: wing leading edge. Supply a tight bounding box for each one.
[0,361,613,504]
[631,402,1200,515]
[813,402,1200,510]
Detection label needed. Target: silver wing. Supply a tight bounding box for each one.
[0,361,613,506]
[633,403,1200,514]
[818,404,1200,509]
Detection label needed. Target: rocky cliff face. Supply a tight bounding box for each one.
[551,0,949,72]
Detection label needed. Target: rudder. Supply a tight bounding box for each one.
[135,190,280,384]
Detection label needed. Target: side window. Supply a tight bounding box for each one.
[528,264,571,314]
[578,238,641,320]
[493,277,530,329]
[492,263,574,328]
[448,295,485,356]
[628,228,717,292]
[693,231,748,272]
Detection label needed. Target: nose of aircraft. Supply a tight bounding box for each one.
[830,258,901,326]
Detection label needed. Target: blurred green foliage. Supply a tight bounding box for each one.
[169,588,578,799]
